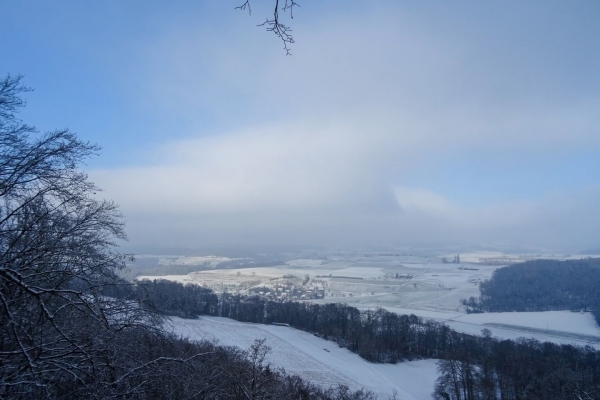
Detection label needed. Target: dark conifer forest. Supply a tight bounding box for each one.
[463,258,600,324]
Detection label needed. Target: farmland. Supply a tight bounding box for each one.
[138,252,600,348]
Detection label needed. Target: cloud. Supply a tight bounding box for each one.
[91,118,600,251]
[90,121,401,247]
[392,186,600,250]
[94,122,379,213]
[88,2,600,251]
[131,3,600,151]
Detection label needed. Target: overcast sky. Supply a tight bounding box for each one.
[2,1,599,252]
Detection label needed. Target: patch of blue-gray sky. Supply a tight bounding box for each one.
[2,1,599,251]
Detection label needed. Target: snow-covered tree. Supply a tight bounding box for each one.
[0,74,153,398]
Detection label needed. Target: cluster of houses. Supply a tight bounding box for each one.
[249,283,325,301]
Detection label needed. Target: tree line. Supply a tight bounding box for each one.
[135,278,600,400]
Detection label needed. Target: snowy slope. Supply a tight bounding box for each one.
[166,316,439,400]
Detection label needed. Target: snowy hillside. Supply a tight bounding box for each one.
[376,307,600,348]
[166,316,439,400]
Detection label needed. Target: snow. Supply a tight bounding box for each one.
[157,255,235,266]
[136,274,195,284]
[367,308,600,348]
[166,316,439,400]
[443,311,600,347]
[142,253,600,350]
[454,311,600,336]
[334,266,386,278]
[286,259,325,267]
[378,307,463,321]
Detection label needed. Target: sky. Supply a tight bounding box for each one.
[2,1,599,252]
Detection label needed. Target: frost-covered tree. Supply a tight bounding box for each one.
[0,75,153,398]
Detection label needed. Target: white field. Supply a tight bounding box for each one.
[157,255,237,267]
[286,258,326,267]
[444,311,600,347]
[166,316,439,400]
[143,254,600,348]
[136,274,195,284]
[455,310,600,336]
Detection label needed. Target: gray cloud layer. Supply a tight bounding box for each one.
[92,2,600,251]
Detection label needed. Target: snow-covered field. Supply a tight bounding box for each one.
[166,316,439,400]
[143,253,600,348]
[156,255,236,267]
[445,311,600,347]
[455,310,599,336]
[136,274,195,284]
[364,307,600,348]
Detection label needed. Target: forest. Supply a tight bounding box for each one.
[462,258,600,323]
[136,279,600,400]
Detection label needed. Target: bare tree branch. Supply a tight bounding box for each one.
[237,0,300,55]
[236,0,251,15]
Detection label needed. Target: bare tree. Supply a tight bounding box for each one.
[236,0,300,55]
[0,75,157,398]
[222,338,280,400]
